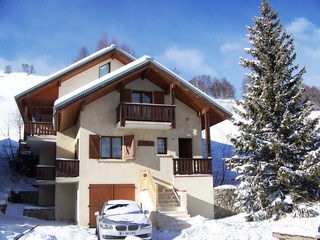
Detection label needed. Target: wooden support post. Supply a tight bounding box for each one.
[170,84,176,128]
[170,84,175,105]
[204,109,211,158]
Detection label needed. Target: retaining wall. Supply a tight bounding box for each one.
[213,185,238,219]
[23,207,55,221]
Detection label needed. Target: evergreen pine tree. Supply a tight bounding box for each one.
[225,0,319,221]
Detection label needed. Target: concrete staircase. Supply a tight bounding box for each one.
[155,186,191,231]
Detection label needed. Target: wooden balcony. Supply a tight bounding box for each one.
[117,103,175,128]
[56,159,79,177]
[37,165,55,180]
[173,158,212,175]
[24,121,56,137]
[36,159,79,180]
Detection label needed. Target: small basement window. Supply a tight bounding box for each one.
[157,138,167,154]
[99,63,110,78]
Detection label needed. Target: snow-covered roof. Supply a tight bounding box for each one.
[54,55,152,109]
[54,54,232,118]
[15,44,135,100]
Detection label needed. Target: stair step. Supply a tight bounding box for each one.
[158,195,178,201]
[156,209,191,231]
[159,206,184,211]
[159,201,179,206]
[156,186,191,231]
[159,223,191,231]
[156,215,190,222]
[158,194,176,198]
[157,211,190,219]
[158,193,177,197]
[157,220,190,228]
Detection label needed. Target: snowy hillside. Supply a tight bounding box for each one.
[0,72,46,141]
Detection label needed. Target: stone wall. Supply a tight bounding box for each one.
[213,185,238,219]
[23,207,55,221]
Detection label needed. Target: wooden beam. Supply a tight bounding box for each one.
[170,83,175,105]
[203,109,211,158]
[80,100,86,111]
[141,68,150,80]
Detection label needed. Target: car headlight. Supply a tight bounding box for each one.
[100,222,113,229]
[141,223,151,229]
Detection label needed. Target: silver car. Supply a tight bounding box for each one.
[95,200,152,240]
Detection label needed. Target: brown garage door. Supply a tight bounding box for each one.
[89,184,135,227]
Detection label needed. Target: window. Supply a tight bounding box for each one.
[99,63,110,78]
[101,137,122,159]
[157,138,167,154]
[89,135,134,160]
[132,91,152,103]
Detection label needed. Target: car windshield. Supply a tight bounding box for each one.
[103,203,142,216]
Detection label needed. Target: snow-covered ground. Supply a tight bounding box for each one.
[0,73,319,239]
[1,201,319,240]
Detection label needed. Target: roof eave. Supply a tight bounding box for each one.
[151,59,233,120]
[54,55,153,111]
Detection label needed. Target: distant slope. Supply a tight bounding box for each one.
[0,138,18,158]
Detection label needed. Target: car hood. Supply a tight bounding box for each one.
[102,213,149,224]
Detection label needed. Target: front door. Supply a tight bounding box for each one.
[178,138,192,158]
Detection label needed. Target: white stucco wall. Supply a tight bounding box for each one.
[74,78,204,226]
[38,185,55,206]
[59,59,124,97]
[56,126,77,159]
[174,176,214,218]
[55,183,78,222]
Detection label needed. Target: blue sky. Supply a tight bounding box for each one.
[1,0,319,98]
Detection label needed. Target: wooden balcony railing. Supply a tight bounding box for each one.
[117,103,175,127]
[36,159,79,180]
[56,159,79,177]
[37,165,56,180]
[173,158,212,175]
[24,121,56,137]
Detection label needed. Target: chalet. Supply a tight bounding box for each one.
[15,45,232,228]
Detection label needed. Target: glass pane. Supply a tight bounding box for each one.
[101,137,110,158]
[112,137,122,158]
[99,64,110,77]
[157,138,166,154]
[132,92,140,103]
[142,92,152,103]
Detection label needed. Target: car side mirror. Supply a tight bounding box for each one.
[143,210,149,214]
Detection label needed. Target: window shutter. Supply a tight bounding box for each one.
[123,135,134,160]
[154,91,164,104]
[89,135,101,159]
[124,89,132,102]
